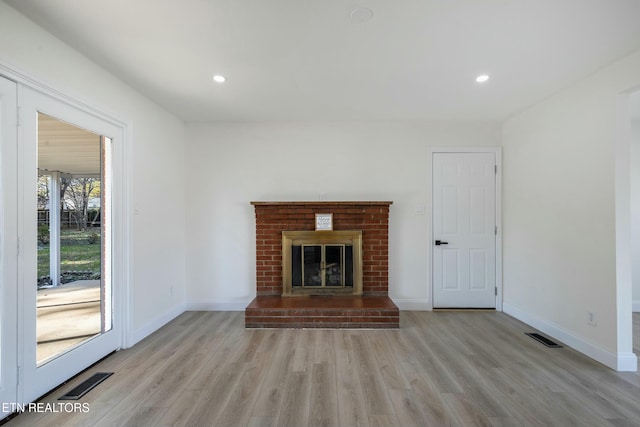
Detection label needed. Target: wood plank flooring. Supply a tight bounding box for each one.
[5,311,640,427]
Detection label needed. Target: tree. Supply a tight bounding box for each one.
[37,175,50,210]
[63,177,101,231]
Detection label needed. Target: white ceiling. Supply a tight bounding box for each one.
[5,0,640,122]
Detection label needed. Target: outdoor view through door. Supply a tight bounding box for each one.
[36,113,112,364]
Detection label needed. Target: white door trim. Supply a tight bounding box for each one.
[0,75,18,418]
[428,147,502,311]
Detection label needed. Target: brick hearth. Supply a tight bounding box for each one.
[245,296,399,328]
[246,201,399,328]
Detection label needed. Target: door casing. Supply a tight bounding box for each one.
[0,74,18,416]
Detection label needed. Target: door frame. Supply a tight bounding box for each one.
[0,74,18,414]
[428,147,503,311]
[0,60,132,406]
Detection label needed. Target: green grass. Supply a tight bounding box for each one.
[38,230,101,277]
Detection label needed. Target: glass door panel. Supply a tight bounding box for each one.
[35,113,110,365]
[303,245,322,287]
[344,246,354,287]
[324,245,344,286]
[290,243,355,292]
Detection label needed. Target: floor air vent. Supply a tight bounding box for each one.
[525,333,562,348]
[59,372,113,400]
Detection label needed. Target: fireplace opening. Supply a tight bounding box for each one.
[282,230,362,296]
[292,244,354,289]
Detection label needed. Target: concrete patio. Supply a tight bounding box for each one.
[36,280,101,363]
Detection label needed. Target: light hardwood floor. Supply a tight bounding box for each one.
[5,311,640,427]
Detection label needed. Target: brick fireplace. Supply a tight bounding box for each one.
[245,201,399,328]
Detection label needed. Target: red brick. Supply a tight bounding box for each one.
[252,202,391,296]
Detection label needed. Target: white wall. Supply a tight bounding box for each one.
[0,2,187,344]
[502,48,640,370]
[185,121,501,310]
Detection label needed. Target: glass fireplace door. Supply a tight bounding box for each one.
[282,230,362,296]
[292,244,352,291]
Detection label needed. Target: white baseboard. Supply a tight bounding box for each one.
[187,298,253,311]
[391,298,432,311]
[633,300,640,312]
[130,303,186,347]
[504,302,637,372]
[617,352,639,371]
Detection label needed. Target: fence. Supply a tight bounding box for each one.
[37,210,101,229]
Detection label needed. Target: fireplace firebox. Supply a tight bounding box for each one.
[282,230,362,296]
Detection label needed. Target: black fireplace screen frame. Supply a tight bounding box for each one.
[291,244,354,289]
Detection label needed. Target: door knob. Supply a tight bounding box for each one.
[435,240,448,246]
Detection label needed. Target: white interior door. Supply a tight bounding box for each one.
[0,75,18,418]
[433,152,497,308]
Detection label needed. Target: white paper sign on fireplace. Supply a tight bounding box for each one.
[315,213,333,231]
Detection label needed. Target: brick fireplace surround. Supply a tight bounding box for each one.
[245,201,400,328]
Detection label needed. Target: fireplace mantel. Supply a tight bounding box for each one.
[251,201,393,206]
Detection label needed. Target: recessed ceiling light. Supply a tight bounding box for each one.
[476,74,490,83]
[212,74,226,83]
